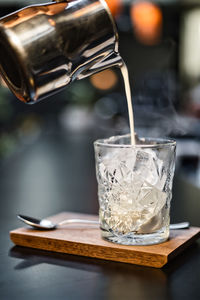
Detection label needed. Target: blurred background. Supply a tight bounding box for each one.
[0,0,199,226]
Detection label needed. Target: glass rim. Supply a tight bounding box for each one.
[94,134,176,148]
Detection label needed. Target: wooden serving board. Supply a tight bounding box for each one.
[10,212,200,268]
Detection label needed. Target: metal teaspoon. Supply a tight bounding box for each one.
[17,214,190,230]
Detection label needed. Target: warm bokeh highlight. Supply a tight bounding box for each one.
[90,69,117,90]
[105,0,122,17]
[131,1,162,45]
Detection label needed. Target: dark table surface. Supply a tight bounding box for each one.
[0,125,200,300]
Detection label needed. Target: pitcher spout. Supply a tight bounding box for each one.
[76,52,123,81]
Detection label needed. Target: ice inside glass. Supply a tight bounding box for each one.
[94,134,176,245]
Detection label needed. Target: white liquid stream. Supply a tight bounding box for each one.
[120,62,135,145]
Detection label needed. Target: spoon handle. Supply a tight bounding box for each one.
[58,219,190,229]
[169,222,190,230]
[58,219,99,226]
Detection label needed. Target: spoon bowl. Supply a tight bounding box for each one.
[17,215,57,230]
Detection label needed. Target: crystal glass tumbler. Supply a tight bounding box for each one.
[94,134,176,245]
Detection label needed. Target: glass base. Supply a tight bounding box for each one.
[101,226,169,246]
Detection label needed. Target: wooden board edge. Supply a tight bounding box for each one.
[10,231,167,268]
[167,229,200,262]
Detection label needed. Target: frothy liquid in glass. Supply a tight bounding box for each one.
[120,62,135,145]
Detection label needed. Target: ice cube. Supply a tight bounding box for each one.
[138,184,166,212]
[134,148,164,188]
[98,148,137,185]
[137,205,169,234]
[136,185,167,233]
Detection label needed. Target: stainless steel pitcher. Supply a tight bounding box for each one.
[0,0,121,103]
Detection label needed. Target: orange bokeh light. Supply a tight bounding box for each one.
[90,69,117,90]
[130,1,162,45]
[105,0,122,17]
